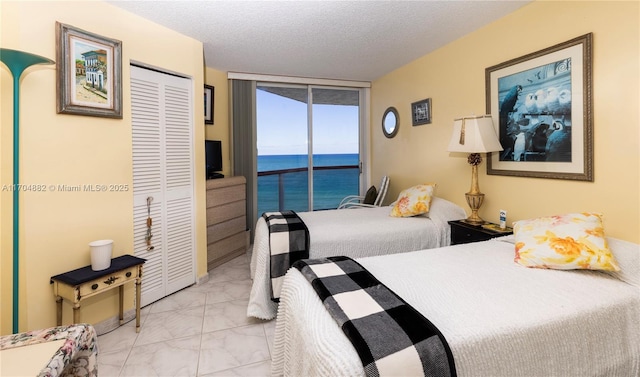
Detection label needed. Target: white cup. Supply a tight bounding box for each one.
[89,239,113,271]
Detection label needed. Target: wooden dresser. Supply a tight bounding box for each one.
[206,176,249,270]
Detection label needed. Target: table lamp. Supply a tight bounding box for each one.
[447,115,503,225]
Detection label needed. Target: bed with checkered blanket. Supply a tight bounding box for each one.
[293,256,456,377]
[248,197,467,319]
[262,211,310,301]
[272,237,640,376]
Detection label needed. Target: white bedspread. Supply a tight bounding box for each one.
[247,197,466,319]
[272,237,640,377]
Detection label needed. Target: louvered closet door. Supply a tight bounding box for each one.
[131,65,195,307]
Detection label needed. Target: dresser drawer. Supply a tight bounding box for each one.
[78,265,138,298]
[206,184,245,208]
[207,201,245,226]
[207,215,246,243]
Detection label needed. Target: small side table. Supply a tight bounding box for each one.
[50,255,146,332]
[449,220,513,245]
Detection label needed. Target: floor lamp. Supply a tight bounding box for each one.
[1,48,55,333]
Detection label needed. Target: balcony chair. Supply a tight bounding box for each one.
[338,175,389,209]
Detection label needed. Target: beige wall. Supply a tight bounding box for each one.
[204,66,232,178]
[371,1,639,243]
[2,0,638,335]
[1,0,207,334]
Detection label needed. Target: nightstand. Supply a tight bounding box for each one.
[449,220,513,245]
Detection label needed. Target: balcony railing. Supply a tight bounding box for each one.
[258,164,359,212]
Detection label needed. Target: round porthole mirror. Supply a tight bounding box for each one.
[382,107,399,138]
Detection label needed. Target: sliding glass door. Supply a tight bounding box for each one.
[257,84,361,214]
[256,85,309,213]
[310,88,360,210]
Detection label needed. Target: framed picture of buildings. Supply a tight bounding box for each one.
[56,22,122,118]
[485,33,593,181]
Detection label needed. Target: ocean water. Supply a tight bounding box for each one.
[258,154,359,214]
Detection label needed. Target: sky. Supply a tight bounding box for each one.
[256,88,359,156]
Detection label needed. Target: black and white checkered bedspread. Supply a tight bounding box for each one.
[293,256,456,377]
[263,211,310,301]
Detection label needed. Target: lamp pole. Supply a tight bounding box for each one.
[1,48,54,333]
[465,153,485,225]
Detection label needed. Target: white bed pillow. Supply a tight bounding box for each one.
[605,237,640,288]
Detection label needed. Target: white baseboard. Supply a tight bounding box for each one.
[93,309,137,336]
[197,272,210,285]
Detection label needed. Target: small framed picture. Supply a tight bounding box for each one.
[204,85,214,125]
[56,22,122,118]
[411,98,431,126]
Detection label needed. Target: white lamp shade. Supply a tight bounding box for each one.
[447,115,503,153]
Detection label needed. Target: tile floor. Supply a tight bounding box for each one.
[97,253,275,376]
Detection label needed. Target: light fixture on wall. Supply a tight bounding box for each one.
[1,48,54,334]
[447,115,503,225]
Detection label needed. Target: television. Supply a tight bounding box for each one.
[205,140,224,179]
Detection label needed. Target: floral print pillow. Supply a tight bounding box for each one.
[390,184,436,217]
[513,212,620,271]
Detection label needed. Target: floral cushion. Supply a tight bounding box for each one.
[390,184,436,217]
[513,212,620,271]
[0,323,98,377]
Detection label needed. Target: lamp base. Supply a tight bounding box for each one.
[464,192,485,225]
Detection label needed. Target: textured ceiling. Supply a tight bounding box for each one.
[108,0,532,82]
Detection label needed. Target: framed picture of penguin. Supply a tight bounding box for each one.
[485,33,593,181]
